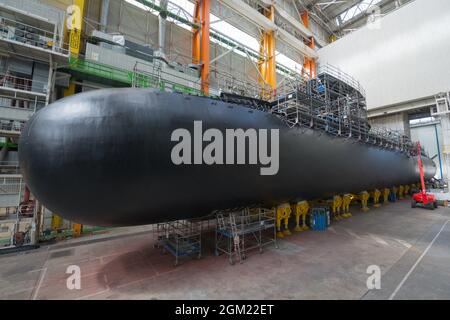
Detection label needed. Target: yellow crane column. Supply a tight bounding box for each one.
[62,0,85,236]
[64,0,85,96]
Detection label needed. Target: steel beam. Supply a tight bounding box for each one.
[218,0,318,59]
[259,5,276,99]
[301,11,316,79]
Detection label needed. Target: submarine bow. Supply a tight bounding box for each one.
[19,88,436,226]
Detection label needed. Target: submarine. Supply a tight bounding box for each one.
[18,88,436,227]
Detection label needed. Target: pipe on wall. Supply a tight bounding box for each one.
[100,0,110,32]
[434,123,444,179]
[158,0,168,57]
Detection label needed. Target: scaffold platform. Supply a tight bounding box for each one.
[215,207,277,265]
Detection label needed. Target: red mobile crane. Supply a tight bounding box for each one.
[411,142,437,210]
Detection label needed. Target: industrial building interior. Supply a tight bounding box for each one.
[1,0,450,302]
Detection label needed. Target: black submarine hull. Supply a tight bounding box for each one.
[19,88,436,226]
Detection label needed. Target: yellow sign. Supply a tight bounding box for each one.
[69,30,80,52]
[66,1,84,55]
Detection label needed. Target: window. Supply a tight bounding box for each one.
[125,0,303,72]
[338,0,383,25]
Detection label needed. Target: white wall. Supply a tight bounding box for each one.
[370,113,410,137]
[410,122,443,179]
[318,0,450,110]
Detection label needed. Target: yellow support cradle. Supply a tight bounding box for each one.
[404,184,410,196]
[371,189,381,208]
[398,185,405,199]
[64,0,85,237]
[331,195,343,220]
[354,191,370,212]
[392,186,398,199]
[342,194,353,217]
[276,203,292,238]
[293,200,309,232]
[383,188,390,204]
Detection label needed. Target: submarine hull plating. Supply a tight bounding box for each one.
[19,88,436,226]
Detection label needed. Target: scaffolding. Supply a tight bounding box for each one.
[0,176,38,250]
[132,60,202,96]
[215,207,277,265]
[153,219,203,266]
[0,0,65,251]
[271,63,418,156]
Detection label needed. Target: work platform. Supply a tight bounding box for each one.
[0,0,61,252]
[153,219,204,266]
[215,208,277,265]
[0,121,22,138]
[0,1,68,64]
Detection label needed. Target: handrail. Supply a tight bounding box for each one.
[317,63,366,98]
[0,15,69,55]
[0,72,47,95]
[0,120,24,132]
[271,78,416,155]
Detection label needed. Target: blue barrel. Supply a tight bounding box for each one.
[310,207,330,231]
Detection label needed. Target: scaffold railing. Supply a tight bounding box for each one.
[212,66,267,100]
[317,63,366,98]
[0,175,21,194]
[0,15,68,55]
[0,119,24,134]
[132,61,203,96]
[0,72,48,95]
[215,207,277,265]
[271,75,416,156]
[0,161,19,174]
[153,219,203,266]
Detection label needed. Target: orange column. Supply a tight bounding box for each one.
[192,1,201,65]
[201,0,210,95]
[258,5,276,100]
[192,0,210,95]
[301,11,316,79]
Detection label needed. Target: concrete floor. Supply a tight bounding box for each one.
[0,200,449,300]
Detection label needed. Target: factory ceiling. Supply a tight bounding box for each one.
[296,0,414,38]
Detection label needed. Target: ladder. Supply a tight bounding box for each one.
[216,213,226,230]
[229,213,243,263]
